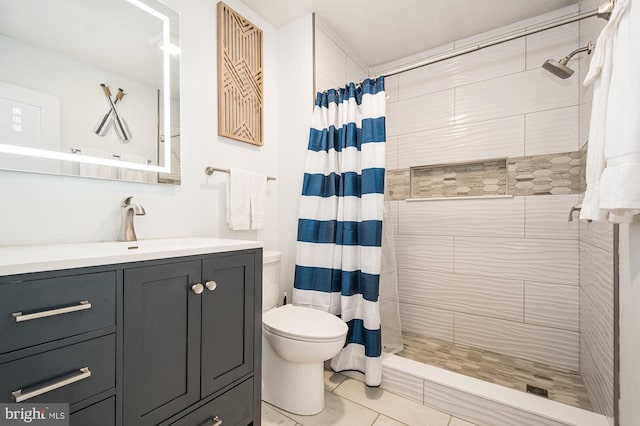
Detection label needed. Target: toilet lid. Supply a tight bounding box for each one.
[263,304,348,342]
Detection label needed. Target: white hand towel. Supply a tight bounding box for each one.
[227,168,251,230]
[250,173,267,230]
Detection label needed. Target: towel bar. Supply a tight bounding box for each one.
[205,166,276,181]
[568,204,592,223]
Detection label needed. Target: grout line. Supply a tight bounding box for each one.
[523,280,526,324]
[523,195,527,239]
[400,298,579,333]
[524,34,528,70]
[387,102,581,144]
[453,86,457,126]
[370,413,381,426]
[262,401,300,425]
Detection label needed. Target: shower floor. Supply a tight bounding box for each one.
[398,332,593,411]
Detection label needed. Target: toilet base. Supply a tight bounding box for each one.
[262,334,326,415]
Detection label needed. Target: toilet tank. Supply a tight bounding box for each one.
[263,250,282,311]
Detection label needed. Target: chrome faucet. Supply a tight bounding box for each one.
[118,196,146,242]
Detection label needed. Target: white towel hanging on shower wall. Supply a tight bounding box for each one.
[581,0,640,223]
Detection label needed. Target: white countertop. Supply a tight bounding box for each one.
[0,237,263,276]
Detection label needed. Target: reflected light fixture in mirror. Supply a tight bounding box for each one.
[0,0,175,176]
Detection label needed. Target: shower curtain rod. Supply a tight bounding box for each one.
[378,1,614,79]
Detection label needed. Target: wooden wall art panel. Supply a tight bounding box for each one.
[217,2,263,146]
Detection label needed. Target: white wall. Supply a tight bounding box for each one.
[618,223,640,426]
[314,17,368,92]
[0,0,279,250]
[277,15,314,299]
[376,5,583,372]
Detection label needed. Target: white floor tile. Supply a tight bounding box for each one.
[373,414,409,425]
[261,403,297,426]
[449,418,479,426]
[275,390,379,426]
[333,378,451,426]
[324,369,347,392]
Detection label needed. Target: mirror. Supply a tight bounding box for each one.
[0,0,181,184]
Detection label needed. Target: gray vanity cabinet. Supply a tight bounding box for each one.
[123,250,260,426]
[0,245,261,426]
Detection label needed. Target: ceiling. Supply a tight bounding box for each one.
[240,0,579,67]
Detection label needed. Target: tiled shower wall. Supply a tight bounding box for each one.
[377,5,585,372]
[578,0,614,418]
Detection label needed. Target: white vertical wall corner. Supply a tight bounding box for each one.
[314,16,368,92]
[618,223,640,426]
[277,14,314,299]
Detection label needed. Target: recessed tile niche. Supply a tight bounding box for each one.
[387,151,584,201]
[411,159,507,199]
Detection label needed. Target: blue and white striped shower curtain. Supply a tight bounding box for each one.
[293,77,386,386]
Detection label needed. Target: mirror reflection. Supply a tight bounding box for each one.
[0,0,181,184]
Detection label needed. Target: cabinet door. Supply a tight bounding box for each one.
[169,378,253,426]
[201,253,255,397]
[70,397,115,426]
[123,260,202,426]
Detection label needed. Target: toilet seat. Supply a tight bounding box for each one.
[263,304,348,343]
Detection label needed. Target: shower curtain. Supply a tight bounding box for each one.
[293,77,387,386]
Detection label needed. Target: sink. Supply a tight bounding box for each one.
[0,237,263,276]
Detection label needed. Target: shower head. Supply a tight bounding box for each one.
[543,41,595,79]
[542,58,575,79]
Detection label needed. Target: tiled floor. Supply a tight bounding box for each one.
[398,331,592,410]
[262,370,478,426]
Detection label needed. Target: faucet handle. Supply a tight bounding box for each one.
[121,196,134,207]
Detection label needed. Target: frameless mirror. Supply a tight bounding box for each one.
[0,0,181,184]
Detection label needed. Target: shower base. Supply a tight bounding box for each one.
[398,332,592,411]
[377,348,610,425]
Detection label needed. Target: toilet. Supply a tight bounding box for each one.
[262,251,348,415]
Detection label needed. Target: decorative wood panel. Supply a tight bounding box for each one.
[217,2,263,146]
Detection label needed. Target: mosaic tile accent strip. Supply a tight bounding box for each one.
[385,151,584,200]
[580,143,587,193]
[411,160,506,198]
[387,169,410,200]
[398,332,593,411]
[507,151,583,196]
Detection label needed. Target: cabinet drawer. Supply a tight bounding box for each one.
[0,334,115,405]
[70,396,115,426]
[170,378,254,426]
[0,271,116,354]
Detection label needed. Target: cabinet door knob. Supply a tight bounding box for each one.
[192,283,204,295]
[205,281,217,291]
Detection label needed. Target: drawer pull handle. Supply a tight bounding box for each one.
[12,300,92,323]
[202,416,222,426]
[11,367,92,402]
[205,281,217,291]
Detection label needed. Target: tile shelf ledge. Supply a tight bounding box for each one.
[405,195,514,202]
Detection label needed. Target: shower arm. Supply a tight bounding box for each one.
[560,42,595,65]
